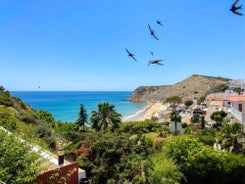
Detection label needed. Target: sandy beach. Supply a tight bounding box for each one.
[122,102,169,122]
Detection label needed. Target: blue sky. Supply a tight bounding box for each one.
[0,0,244,91]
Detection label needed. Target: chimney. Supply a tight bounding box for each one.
[58,147,65,165]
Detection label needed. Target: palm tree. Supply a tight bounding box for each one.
[76,103,88,131]
[170,109,181,135]
[219,122,245,153]
[90,102,121,131]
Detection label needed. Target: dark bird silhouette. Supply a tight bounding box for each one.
[148,59,164,66]
[150,51,154,56]
[148,24,159,40]
[125,48,137,61]
[156,20,164,26]
[230,0,243,15]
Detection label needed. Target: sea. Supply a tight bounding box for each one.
[10,91,146,123]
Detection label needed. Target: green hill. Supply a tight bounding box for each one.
[0,86,59,150]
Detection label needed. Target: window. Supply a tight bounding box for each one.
[239,103,242,112]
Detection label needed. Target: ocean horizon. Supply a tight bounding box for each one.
[11,91,146,122]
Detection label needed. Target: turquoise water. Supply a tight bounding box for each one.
[11,91,145,122]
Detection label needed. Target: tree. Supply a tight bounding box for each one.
[185,100,193,108]
[200,116,205,129]
[219,122,245,153]
[76,104,88,131]
[148,151,184,184]
[162,137,245,184]
[90,102,121,131]
[75,131,153,183]
[191,114,200,124]
[210,110,227,127]
[165,96,182,108]
[233,87,242,95]
[36,110,55,124]
[0,129,43,183]
[170,109,181,135]
[197,97,205,105]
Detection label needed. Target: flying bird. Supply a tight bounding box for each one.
[156,20,164,26]
[148,24,159,40]
[148,59,164,66]
[230,0,243,15]
[125,48,137,61]
[150,51,154,55]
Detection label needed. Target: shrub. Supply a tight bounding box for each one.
[185,100,193,107]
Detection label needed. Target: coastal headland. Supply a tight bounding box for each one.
[124,74,230,122]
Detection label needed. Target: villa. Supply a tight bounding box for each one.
[225,95,245,130]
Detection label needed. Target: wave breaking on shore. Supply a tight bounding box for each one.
[122,102,168,122]
[122,104,151,122]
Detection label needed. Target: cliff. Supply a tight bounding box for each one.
[127,74,230,102]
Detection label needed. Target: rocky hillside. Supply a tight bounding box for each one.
[127,74,230,102]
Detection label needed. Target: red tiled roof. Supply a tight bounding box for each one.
[225,95,245,102]
[206,94,225,101]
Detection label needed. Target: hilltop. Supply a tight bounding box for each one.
[127,74,230,102]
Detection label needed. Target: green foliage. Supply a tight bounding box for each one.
[161,137,245,184]
[210,110,227,123]
[118,119,162,134]
[218,123,245,153]
[233,87,242,95]
[54,121,81,143]
[184,100,193,107]
[165,96,182,105]
[73,131,154,183]
[148,151,184,184]
[181,122,188,129]
[197,96,205,105]
[90,102,121,131]
[0,86,5,92]
[191,114,200,124]
[183,125,198,135]
[170,109,181,135]
[36,110,55,124]
[75,103,88,131]
[200,116,205,129]
[194,128,216,146]
[0,130,44,183]
[18,110,37,124]
[0,89,14,107]
[0,110,17,132]
[208,83,227,94]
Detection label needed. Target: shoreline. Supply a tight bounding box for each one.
[122,102,169,122]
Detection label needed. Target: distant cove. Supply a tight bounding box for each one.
[11,91,146,122]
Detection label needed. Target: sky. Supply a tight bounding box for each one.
[0,0,244,91]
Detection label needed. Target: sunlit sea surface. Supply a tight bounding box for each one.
[11,91,146,122]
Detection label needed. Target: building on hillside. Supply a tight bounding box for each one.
[206,90,238,108]
[205,90,238,123]
[227,80,245,90]
[225,95,245,130]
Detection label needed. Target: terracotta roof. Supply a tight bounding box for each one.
[206,93,225,101]
[225,95,245,102]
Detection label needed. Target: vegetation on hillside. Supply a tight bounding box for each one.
[0,129,44,183]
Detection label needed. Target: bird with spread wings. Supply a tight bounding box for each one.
[148,24,159,40]
[230,0,243,15]
[125,48,137,61]
[148,60,164,66]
